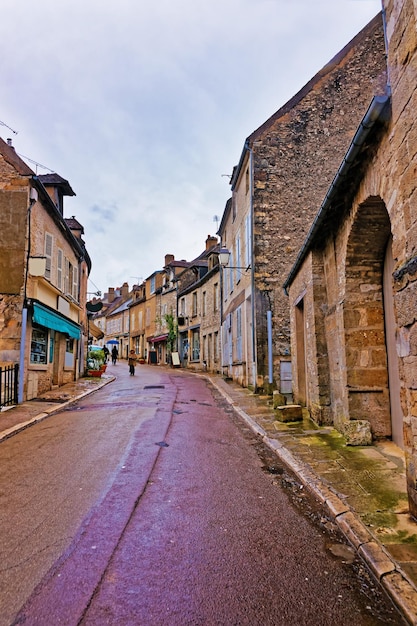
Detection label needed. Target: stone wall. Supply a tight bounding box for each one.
[287,0,417,517]
[250,14,387,389]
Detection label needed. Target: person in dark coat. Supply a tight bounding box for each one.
[111,346,118,365]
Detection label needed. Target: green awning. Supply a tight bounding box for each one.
[32,302,81,340]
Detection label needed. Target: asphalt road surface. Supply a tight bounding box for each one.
[0,364,404,625]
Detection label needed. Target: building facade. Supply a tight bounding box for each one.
[221,13,387,393]
[285,0,417,517]
[0,139,90,401]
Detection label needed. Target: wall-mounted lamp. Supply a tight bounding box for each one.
[218,248,251,270]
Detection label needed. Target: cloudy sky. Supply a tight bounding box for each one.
[1,0,381,295]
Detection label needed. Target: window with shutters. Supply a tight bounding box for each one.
[245,215,251,268]
[57,249,63,290]
[236,306,242,361]
[236,235,242,282]
[72,265,78,300]
[44,233,53,280]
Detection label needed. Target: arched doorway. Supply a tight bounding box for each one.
[344,197,396,440]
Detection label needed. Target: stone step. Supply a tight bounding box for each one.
[274,404,303,422]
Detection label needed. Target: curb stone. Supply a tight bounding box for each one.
[207,376,417,625]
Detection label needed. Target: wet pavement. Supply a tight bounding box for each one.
[2,364,417,624]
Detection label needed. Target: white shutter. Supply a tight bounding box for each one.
[57,249,63,290]
[44,233,53,280]
[72,265,78,300]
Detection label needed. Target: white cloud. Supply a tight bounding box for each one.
[0,0,382,292]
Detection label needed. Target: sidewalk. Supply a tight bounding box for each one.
[2,367,417,623]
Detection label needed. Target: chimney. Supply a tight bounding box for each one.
[121,282,129,297]
[108,287,115,303]
[165,254,174,266]
[7,138,12,147]
[206,235,218,251]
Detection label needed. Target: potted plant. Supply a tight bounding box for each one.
[86,347,105,377]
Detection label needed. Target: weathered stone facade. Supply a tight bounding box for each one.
[285,0,417,516]
[222,13,387,393]
[176,236,221,372]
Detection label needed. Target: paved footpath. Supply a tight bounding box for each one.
[2,363,417,624]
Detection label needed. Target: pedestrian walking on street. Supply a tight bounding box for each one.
[111,346,118,365]
[103,345,109,362]
[128,349,138,375]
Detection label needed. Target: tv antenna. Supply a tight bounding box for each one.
[0,120,18,135]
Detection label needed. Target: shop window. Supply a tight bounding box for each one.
[31,326,48,364]
[49,330,55,362]
[65,337,74,367]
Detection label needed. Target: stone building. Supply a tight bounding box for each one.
[0,138,91,401]
[176,236,221,372]
[128,269,165,364]
[284,0,417,517]
[221,13,387,392]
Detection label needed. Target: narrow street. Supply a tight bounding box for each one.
[0,364,403,625]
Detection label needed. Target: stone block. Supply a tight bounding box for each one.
[272,391,287,408]
[343,419,372,446]
[275,404,303,422]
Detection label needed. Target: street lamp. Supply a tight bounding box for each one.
[218,248,251,270]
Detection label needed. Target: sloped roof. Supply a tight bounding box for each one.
[38,173,76,196]
[0,137,34,176]
[65,216,84,233]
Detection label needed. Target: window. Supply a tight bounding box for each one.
[245,167,250,195]
[202,291,206,317]
[191,329,200,361]
[236,235,242,282]
[65,338,74,367]
[213,283,219,312]
[31,326,48,364]
[72,265,79,300]
[180,298,186,316]
[150,276,156,294]
[49,330,55,362]
[236,306,242,361]
[229,250,234,293]
[44,233,53,280]
[57,249,63,290]
[192,292,198,316]
[64,258,71,295]
[245,215,251,268]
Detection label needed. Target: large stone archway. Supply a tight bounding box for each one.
[344,196,393,439]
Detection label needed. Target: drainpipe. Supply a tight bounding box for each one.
[18,187,38,403]
[267,309,273,384]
